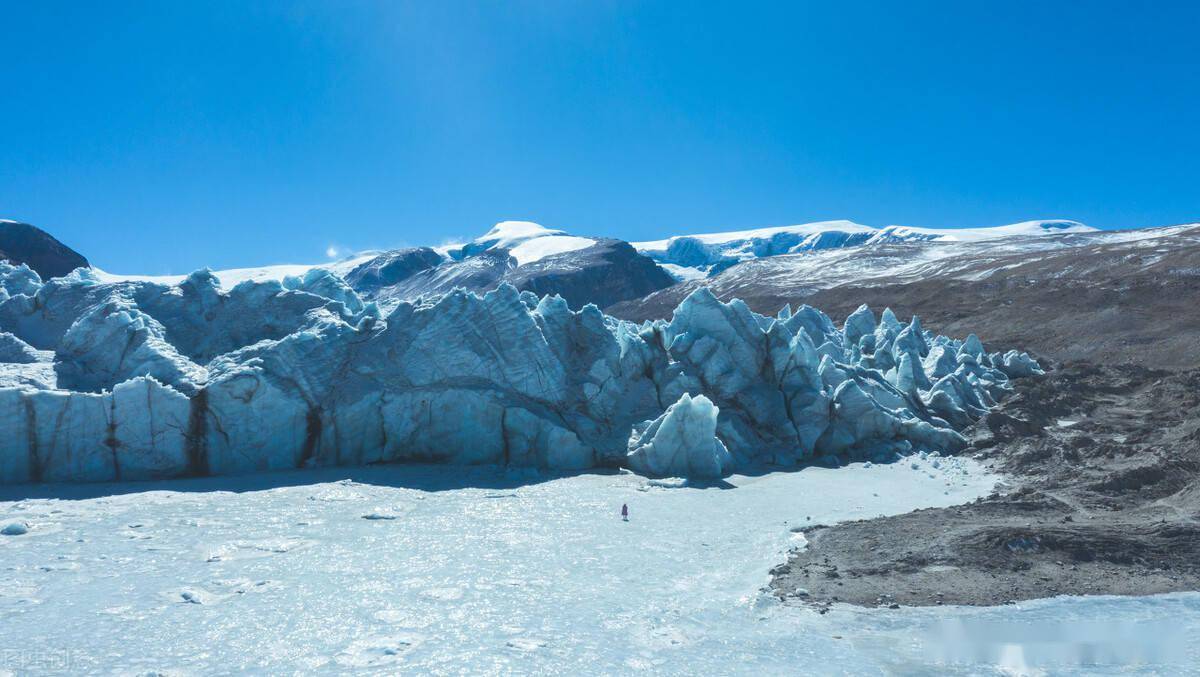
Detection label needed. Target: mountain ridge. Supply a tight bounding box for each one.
[0,220,90,280]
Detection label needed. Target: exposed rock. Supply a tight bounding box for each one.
[0,220,89,280]
[771,364,1200,607]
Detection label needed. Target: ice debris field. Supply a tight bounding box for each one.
[0,260,1042,484]
[3,460,1195,674]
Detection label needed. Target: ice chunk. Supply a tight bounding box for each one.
[626,394,733,479]
[892,319,928,359]
[0,331,40,364]
[843,304,876,348]
[923,344,959,380]
[0,261,42,300]
[54,295,207,395]
[994,349,1044,378]
[959,333,985,358]
[1,521,29,536]
[282,268,366,314]
[877,307,903,338]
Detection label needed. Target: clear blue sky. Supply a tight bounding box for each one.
[3,1,1198,274]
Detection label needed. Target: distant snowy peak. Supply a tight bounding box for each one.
[93,253,381,288]
[93,221,600,289]
[91,220,666,312]
[869,220,1094,243]
[478,220,567,247]
[635,220,876,250]
[634,219,1095,276]
[336,221,671,309]
[449,220,598,266]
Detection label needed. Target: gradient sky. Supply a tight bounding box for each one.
[3,1,1198,274]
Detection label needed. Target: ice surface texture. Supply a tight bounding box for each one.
[0,262,1039,483]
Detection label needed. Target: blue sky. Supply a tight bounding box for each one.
[2,1,1198,274]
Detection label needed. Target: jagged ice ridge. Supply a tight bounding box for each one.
[0,262,1041,483]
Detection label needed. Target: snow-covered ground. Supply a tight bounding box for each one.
[2,459,1194,674]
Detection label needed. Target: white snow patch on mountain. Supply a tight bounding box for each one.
[635,220,878,250]
[475,221,565,248]
[450,221,598,266]
[872,219,1094,242]
[658,262,708,282]
[508,235,596,265]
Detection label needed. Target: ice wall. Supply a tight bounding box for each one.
[0,263,1040,483]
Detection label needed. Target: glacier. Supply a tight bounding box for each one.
[634,219,1096,278]
[0,260,1041,484]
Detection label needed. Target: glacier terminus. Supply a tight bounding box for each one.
[0,244,1040,484]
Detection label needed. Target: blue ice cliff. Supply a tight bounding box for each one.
[0,264,1042,483]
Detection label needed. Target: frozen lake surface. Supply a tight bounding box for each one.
[1,457,1196,675]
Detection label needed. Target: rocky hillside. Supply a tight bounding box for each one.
[0,220,89,279]
[612,224,1200,369]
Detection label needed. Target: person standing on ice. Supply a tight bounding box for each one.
[621,503,629,521]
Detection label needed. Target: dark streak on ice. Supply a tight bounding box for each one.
[186,388,211,477]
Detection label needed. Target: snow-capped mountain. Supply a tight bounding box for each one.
[94,220,676,311]
[633,219,1096,279]
[340,221,674,310]
[443,220,597,264]
[6,217,1104,314]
